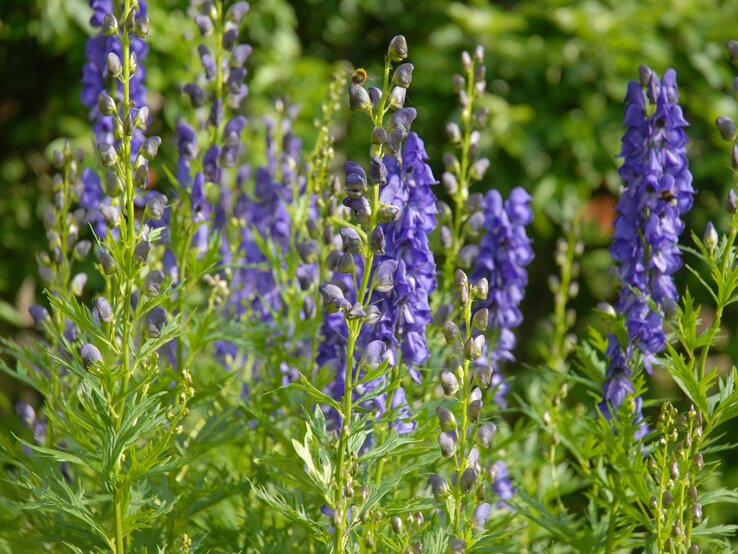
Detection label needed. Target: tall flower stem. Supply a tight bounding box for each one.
[442,62,476,297]
[333,52,394,554]
[453,295,473,536]
[114,1,134,550]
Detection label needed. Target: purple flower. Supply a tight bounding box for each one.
[82,1,149,146]
[490,461,514,507]
[471,187,534,380]
[364,133,438,383]
[610,68,693,371]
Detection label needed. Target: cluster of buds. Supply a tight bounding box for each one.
[387,510,424,553]
[649,402,704,553]
[187,1,251,114]
[35,142,92,302]
[429,270,498,543]
[438,191,486,268]
[437,46,490,278]
[348,36,417,158]
[716,40,738,168]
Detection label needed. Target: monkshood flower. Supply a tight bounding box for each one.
[599,335,635,415]
[364,132,438,383]
[82,0,149,146]
[471,187,534,372]
[610,67,693,372]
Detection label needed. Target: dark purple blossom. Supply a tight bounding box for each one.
[610,68,693,372]
[364,133,438,383]
[82,0,149,146]
[472,187,534,372]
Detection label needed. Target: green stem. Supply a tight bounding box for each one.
[605,496,619,554]
[453,296,473,536]
[114,2,133,551]
[698,219,738,379]
[441,61,476,298]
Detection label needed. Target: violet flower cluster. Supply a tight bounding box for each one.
[602,67,694,418]
[471,187,534,406]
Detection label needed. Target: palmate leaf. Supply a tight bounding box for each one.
[17,475,113,549]
[249,481,330,544]
[291,423,332,494]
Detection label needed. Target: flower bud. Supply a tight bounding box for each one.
[107,52,122,77]
[134,15,150,37]
[392,63,414,88]
[370,155,387,185]
[97,143,118,167]
[319,284,351,314]
[472,308,488,331]
[360,340,387,370]
[349,84,372,114]
[442,320,461,346]
[378,204,401,222]
[340,227,362,253]
[143,270,165,296]
[195,14,213,36]
[448,538,466,554]
[371,126,387,146]
[457,245,479,268]
[134,165,149,189]
[347,303,367,320]
[475,423,497,448]
[364,305,381,325]
[469,158,490,181]
[467,399,482,423]
[691,502,702,523]
[460,468,478,493]
[146,193,167,220]
[465,335,485,359]
[388,35,408,61]
[302,297,317,319]
[134,106,149,130]
[100,204,121,229]
[227,1,250,23]
[80,343,103,368]
[374,260,398,292]
[134,240,151,264]
[474,364,493,389]
[183,83,206,107]
[343,196,371,223]
[141,136,162,161]
[728,190,737,214]
[390,516,403,534]
[440,370,459,396]
[727,39,738,63]
[337,252,356,274]
[436,406,457,432]
[429,474,450,501]
[703,221,718,251]
[688,546,700,554]
[716,116,737,141]
[692,452,703,470]
[662,490,673,507]
[472,502,491,531]
[438,431,456,457]
[96,297,113,323]
[103,13,118,35]
[73,240,92,261]
[442,172,458,195]
[29,304,50,329]
[144,306,167,338]
[71,273,87,296]
[370,226,385,254]
[106,171,124,197]
[445,123,461,144]
[97,92,117,116]
[388,86,406,110]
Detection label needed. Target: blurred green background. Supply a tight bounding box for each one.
[2,0,738,535]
